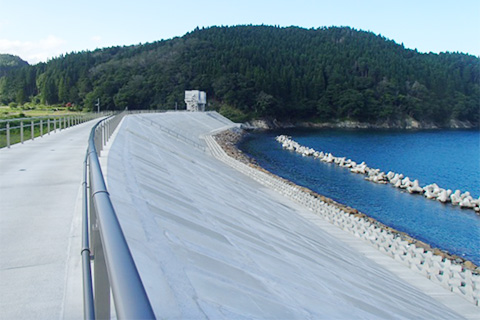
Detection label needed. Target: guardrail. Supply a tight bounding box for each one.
[0,114,104,148]
[82,112,155,319]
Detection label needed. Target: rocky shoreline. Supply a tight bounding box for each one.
[213,128,479,274]
[242,117,478,130]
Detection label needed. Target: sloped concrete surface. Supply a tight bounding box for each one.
[105,112,469,319]
[0,120,99,319]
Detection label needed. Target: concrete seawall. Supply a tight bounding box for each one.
[103,112,478,319]
[208,131,480,307]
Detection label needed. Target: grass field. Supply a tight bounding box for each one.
[0,105,86,119]
[0,105,98,148]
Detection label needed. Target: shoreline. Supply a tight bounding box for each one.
[241,118,479,130]
[213,128,479,274]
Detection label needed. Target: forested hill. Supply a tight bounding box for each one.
[1,25,479,126]
[0,54,28,77]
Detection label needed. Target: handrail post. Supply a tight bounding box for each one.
[40,120,43,137]
[31,120,34,141]
[48,119,51,135]
[104,121,108,146]
[104,122,107,147]
[102,122,106,149]
[20,121,24,144]
[6,122,10,148]
[90,179,111,319]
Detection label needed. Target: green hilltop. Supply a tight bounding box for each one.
[0,54,29,77]
[0,25,478,126]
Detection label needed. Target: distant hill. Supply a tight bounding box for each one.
[0,26,478,126]
[0,54,28,76]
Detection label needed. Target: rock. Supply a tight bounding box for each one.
[424,183,440,193]
[405,117,421,129]
[451,190,462,205]
[461,191,471,200]
[400,177,412,189]
[390,173,404,185]
[351,164,366,174]
[245,119,274,129]
[449,119,474,129]
[407,180,424,194]
[371,173,387,184]
[323,153,335,163]
[394,179,402,188]
[437,189,450,203]
[471,197,480,207]
[386,171,395,180]
[424,189,438,199]
[459,197,475,209]
[464,260,477,270]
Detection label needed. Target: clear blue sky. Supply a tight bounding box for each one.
[1,0,479,64]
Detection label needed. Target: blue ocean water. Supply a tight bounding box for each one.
[239,129,480,264]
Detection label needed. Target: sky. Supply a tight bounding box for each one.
[0,0,479,64]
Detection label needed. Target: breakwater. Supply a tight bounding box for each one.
[276,135,480,213]
[210,129,480,307]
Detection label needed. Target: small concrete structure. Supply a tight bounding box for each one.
[185,90,206,111]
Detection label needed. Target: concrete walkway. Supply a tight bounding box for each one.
[0,119,99,319]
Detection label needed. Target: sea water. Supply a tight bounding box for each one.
[239,129,480,264]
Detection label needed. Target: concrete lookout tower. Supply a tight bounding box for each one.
[185,90,206,112]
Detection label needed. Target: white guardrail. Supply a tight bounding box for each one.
[0,114,107,148]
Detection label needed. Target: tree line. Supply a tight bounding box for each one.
[0,25,479,125]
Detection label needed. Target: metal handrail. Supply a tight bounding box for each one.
[0,113,106,148]
[82,152,95,319]
[82,112,155,319]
